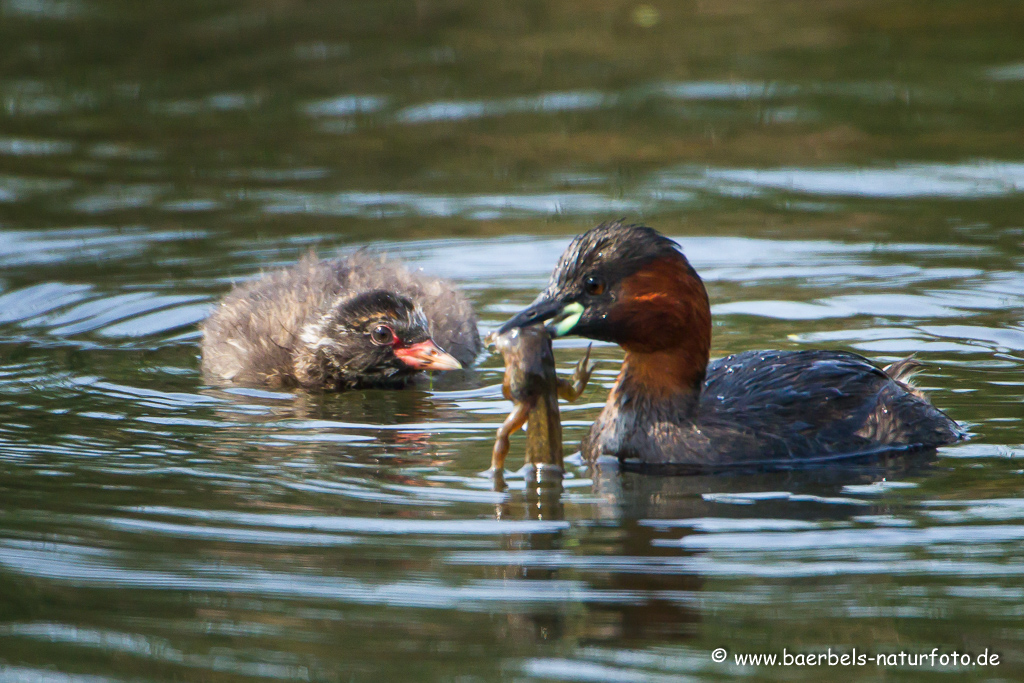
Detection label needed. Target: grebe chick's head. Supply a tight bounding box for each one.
[297,290,461,389]
[499,221,711,356]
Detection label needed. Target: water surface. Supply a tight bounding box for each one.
[1,1,1024,681]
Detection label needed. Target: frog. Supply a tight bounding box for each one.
[487,325,594,472]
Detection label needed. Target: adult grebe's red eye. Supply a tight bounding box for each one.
[370,324,396,346]
[584,275,605,296]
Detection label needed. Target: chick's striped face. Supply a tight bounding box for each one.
[318,290,461,377]
[334,291,430,349]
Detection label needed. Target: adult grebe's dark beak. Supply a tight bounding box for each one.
[498,294,585,338]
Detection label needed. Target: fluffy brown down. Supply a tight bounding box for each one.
[200,252,480,387]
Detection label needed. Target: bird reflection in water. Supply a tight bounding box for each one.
[196,382,469,474]
[489,433,941,647]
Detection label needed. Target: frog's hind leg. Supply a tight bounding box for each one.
[558,344,596,402]
[491,401,532,471]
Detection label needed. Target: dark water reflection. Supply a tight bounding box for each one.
[2,0,1024,681]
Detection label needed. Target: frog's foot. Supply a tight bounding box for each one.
[491,402,530,471]
[559,344,596,401]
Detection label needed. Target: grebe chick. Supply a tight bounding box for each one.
[499,222,964,471]
[201,252,480,390]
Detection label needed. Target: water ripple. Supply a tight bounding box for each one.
[0,282,93,324]
[125,507,570,535]
[0,227,206,267]
[0,539,648,609]
[686,162,1024,199]
[395,90,612,124]
[256,189,642,219]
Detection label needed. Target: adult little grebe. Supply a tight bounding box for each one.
[201,252,480,390]
[499,222,965,471]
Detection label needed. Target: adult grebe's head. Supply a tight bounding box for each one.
[500,222,710,355]
[297,290,461,388]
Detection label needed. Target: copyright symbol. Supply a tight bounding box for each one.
[712,648,727,663]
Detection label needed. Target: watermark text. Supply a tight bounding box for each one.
[710,647,999,668]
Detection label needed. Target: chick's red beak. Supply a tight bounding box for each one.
[394,339,462,371]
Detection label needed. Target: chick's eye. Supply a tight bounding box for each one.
[369,324,395,346]
[584,275,605,296]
